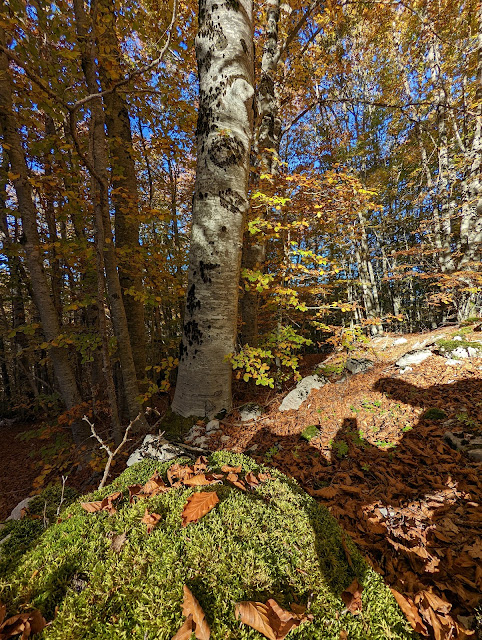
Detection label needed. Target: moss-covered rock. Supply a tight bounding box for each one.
[0,453,415,640]
[158,407,202,439]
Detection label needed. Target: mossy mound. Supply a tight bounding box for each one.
[421,408,448,421]
[0,452,415,640]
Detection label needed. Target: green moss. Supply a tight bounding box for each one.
[421,408,448,421]
[300,425,320,442]
[0,453,415,640]
[158,408,202,439]
[436,337,481,354]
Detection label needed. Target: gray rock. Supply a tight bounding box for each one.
[245,444,259,453]
[453,335,463,341]
[191,435,209,448]
[468,449,482,462]
[220,435,231,443]
[392,337,408,346]
[239,403,263,422]
[467,346,480,358]
[396,349,433,367]
[205,419,220,433]
[126,435,185,467]
[444,430,482,463]
[445,358,461,366]
[345,358,374,374]
[279,374,327,412]
[400,367,413,374]
[6,497,33,521]
[185,425,203,443]
[452,347,469,359]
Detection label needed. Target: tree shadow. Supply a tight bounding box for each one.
[242,376,482,621]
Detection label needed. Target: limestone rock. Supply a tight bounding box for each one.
[392,337,408,346]
[239,403,263,422]
[6,496,33,521]
[205,419,220,433]
[396,349,433,367]
[444,430,482,463]
[345,358,374,374]
[452,347,469,359]
[279,375,327,412]
[453,336,463,341]
[126,435,185,467]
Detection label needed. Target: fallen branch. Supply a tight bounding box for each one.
[83,414,138,490]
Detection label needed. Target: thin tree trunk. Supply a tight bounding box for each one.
[172,0,255,418]
[0,27,88,444]
[96,0,147,383]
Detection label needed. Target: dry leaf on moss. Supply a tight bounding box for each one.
[221,464,242,474]
[245,472,259,489]
[235,598,313,640]
[141,509,161,534]
[194,456,209,473]
[141,471,170,496]
[181,492,219,526]
[182,586,210,640]
[390,589,428,635]
[183,474,216,487]
[81,491,122,515]
[128,484,143,503]
[110,532,127,553]
[0,607,47,639]
[341,579,363,615]
[226,473,246,491]
[172,613,194,640]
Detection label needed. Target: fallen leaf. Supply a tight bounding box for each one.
[141,471,170,496]
[172,613,194,640]
[245,472,259,488]
[226,473,246,491]
[183,474,216,487]
[141,509,162,534]
[311,486,338,499]
[182,586,210,640]
[168,463,194,486]
[341,579,363,615]
[339,632,348,640]
[235,601,276,640]
[221,464,242,474]
[236,599,313,640]
[81,491,122,515]
[0,609,47,639]
[181,492,219,527]
[390,589,428,635]
[257,472,272,483]
[194,457,209,473]
[110,532,127,553]
[128,484,143,503]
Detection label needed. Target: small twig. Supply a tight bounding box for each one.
[56,475,68,517]
[83,414,138,490]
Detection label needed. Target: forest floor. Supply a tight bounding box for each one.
[2,325,481,636]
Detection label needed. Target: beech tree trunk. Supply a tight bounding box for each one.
[73,0,147,431]
[0,27,89,444]
[240,0,281,346]
[172,0,255,418]
[96,0,147,383]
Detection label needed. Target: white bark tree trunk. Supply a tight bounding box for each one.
[172,0,255,418]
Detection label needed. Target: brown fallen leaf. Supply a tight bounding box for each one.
[81,491,122,515]
[182,586,210,640]
[168,463,194,486]
[194,456,209,473]
[310,486,338,499]
[235,601,276,640]
[0,608,47,639]
[257,472,272,483]
[221,464,242,474]
[141,509,162,534]
[181,492,219,527]
[226,473,246,491]
[390,589,428,636]
[128,484,143,503]
[339,631,348,640]
[341,579,363,615]
[183,474,216,487]
[110,532,127,553]
[172,613,194,640]
[245,472,259,489]
[141,471,170,496]
[236,599,313,640]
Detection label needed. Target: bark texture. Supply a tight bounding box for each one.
[172,0,255,418]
